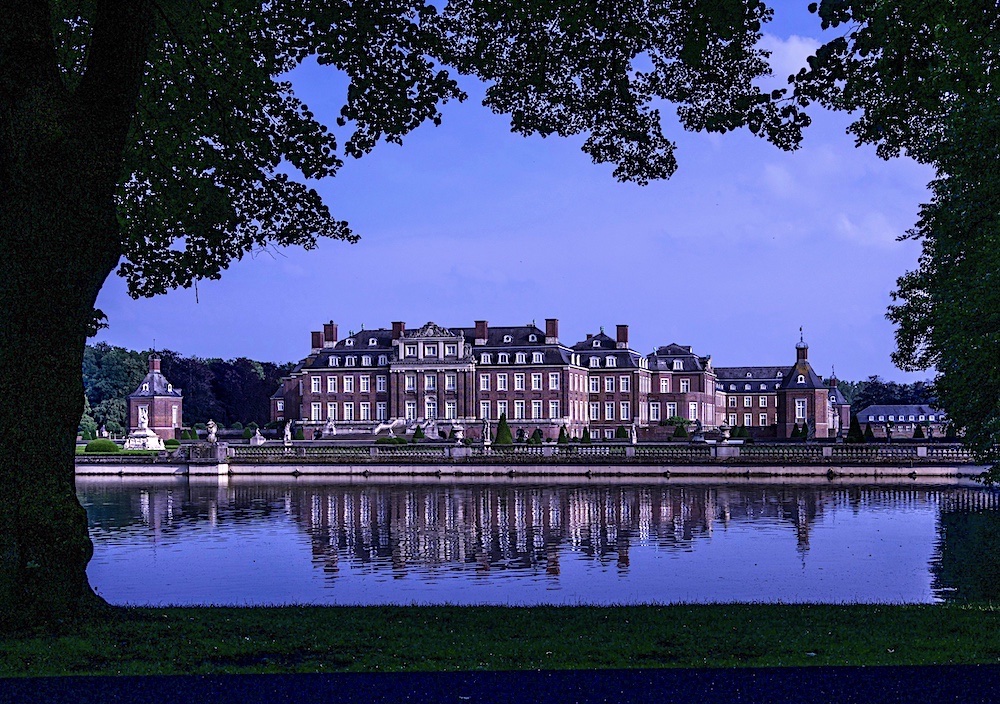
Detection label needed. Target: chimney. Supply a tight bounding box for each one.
[323,321,338,346]
[616,324,629,349]
[311,331,324,353]
[586,333,593,340]
[545,318,559,344]
[474,320,488,346]
[392,321,406,340]
[149,355,161,373]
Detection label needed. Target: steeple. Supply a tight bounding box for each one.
[795,327,808,362]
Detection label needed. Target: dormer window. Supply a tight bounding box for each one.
[361,355,372,366]
[404,345,417,357]
[498,353,509,364]
[368,338,377,346]
[481,353,492,364]
[528,334,537,342]
[516,352,527,364]
[729,384,736,390]
[776,371,782,378]
[760,384,766,390]
[346,356,356,366]
[605,356,616,367]
[929,415,936,421]
[425,344,438,357]
[532,352,543,364]
[797,374,805,384]
[345,339,354,347]
[328,357,340,367]
[589,357,599,367]
[673,360,683,370]
[141,383,149,392]
[746,372,753,378]
[378,355,388,366]
[592,339,600,348]
[167,384,172,393]
[503,335,513,343]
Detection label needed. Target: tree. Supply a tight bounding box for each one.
[557,426,569,445]
[614,425,629,440]
[913,424,925,440]
[864,423,876,443]
[581,427,592,445]
[0,0,810,629]
[494,414,513,446]
[672,423,689,440]
[846,415,865,444]
[793,2,999,467]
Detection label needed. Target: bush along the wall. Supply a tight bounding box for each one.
[581,427,592,444]
[913,424,925,439]
[863,423,876,442]
[557,426,569,444]
[672,423,689,440]
[84,439,120,453]
[494,414,513,446]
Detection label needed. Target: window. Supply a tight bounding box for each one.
[344,403,355,421]
[311,402,322,421]
[445,401,456,419]
[329,357,340,367]
[760,413,768,427]
[929,415,936,421]
[797,374,805,384]
[480,374,490,391]
[516,352,527,364]
[445,344,457,356]
[673,360,683,370]
[589,357,600,368]
[919,414,926,421]
[605,356,617,367]
[369,337,377,346]
[878,415,885,421]
[499,353,509,364]
[744,384,751,391]
[514,400,526,419]
[549,400,560,419]
[680,379,690,393]
[425,373,436,391]
[514,373,525,390]
[729,384,735,390]
[620,376,630,392]
[549,372,560,390]
[377,375,387,392]
[532,400,542,419]
[497,373,508,391]
[728,413,737,426]
[405,345,417,357]
[497,400,508,418]
[481,353,492,364]
[346,356,356,366]
[759,396,767,407]
[405,374,416,391]
[660,378,670,393]
[605,402,615,420]
[528,334,537,342]
[531,373,542,391]
[376,402,387,420]
[141,383,149,391]
[345,339,354,347]
[593,340,601,348]
[327,402,337,420]
[590,402,600,420]
[276,400,284,412]
[604,429,614,440]
[327,376,337,393]
[649,402,660,421]
[503,334,513,343]
[744,396,752,407]
[360,375,370,392]
[666,402,677,417]
[590,377,600,393]
[532,352,543,364]
[728,397,737,407]
[605,377,615,393]
[311,376,321,393]
[378,355,388,366]
[405,401,417,420]
[360,402,371,421]
[446,373,457,391]
[620,401,630,420]
[796,399,807,420]
[344,376,354,393]
[480,401,491,419]
[760,384,767,391]
[425,399,437,419]
[744,413,752,427]
[688,402,698,420]
[361,355,372,366]
[908,415,915,421]
[425,344,438,357]
[888,415,895,421]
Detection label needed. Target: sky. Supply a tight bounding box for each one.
[92,4,934,382]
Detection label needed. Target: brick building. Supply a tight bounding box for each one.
[128,355,183,441]
[271,318,848,440]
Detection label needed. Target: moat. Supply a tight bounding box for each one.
[78,475,1000,606]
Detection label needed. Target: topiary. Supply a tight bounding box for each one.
[672,423,689,440]
[85,439,120,453]
[413,425,426,440]
[913,424,925,439]
[164,439,180,449]
[615,425,628,439]
[247,421,259,430]
[231,421,244,430]
[557,426,569,444]
[581,427,592,444]
[530,428,543,443]
[242,427,253,439]
[846,415,865,443]
[494,414,513,446]
[294,427,305,441]
[864,423,876,442]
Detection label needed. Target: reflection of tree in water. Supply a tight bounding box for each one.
[931,491,1000,602]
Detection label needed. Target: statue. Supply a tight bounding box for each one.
[284,421,292,445]
[137,405,149,429]
[324,418,337,436]
[249,427,266,446]
[482,418,491,446]
[630,423,638,445]
[206,419,218,443]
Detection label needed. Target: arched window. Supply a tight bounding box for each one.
[593,340,601,348]
[528,334,537,342]
[503,335,513,343]
[605,356,617,367]
[369,338,377,346]
[797,374,805,384]
[345,339,354,346]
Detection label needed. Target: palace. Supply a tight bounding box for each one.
[270,319,850,440]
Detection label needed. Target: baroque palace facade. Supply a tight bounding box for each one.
[270,319,850,440]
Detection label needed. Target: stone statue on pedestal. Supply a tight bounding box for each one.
[206,419,218,443]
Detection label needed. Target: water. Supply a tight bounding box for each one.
[77,475,1000,606]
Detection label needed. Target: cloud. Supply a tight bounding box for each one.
[758,33,821,86]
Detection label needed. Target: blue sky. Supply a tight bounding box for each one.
[93,5,934,382]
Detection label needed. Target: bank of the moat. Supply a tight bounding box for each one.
[74,441,984,478]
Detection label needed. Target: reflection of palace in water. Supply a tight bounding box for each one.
[78,479,1000,586]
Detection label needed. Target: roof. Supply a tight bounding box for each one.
[128,369,182,398]
[648,343,711,372]
[451,324,547,347]
[715,366,788,381]
[857,404,945,419]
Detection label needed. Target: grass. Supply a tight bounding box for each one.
[3,604,1000,677]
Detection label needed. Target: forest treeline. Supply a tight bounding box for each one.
[80,343,293,435]
[836,377,936,412]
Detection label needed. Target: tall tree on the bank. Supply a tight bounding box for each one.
[0,0,808,628]
[793,2,1000,468]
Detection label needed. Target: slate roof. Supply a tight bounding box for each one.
[451,324,548,347]
[128,366,182,399]
[857,404,946,420]
[647,343,711,373]
[715,366,788,381]
[778,361,826,391]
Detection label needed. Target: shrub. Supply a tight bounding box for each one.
[413,425,426,440]
[448,428,457,439]
[846,415,865,443]
[946,423,958,439]
[864,423,876,442]
[247,421,259,430]
[85,439,120,453]
[615,425,628,440]
[231,421,244,430]
[557,426,569,444]
[242,427,253,439]
[658,418,670,426]
[294,427,305,441]
[581,427,592,444]
[672,424,689,440]
[913,424,925,439]
[494,414,513,446]
[164,439,180,449]
[194,422,207,431]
